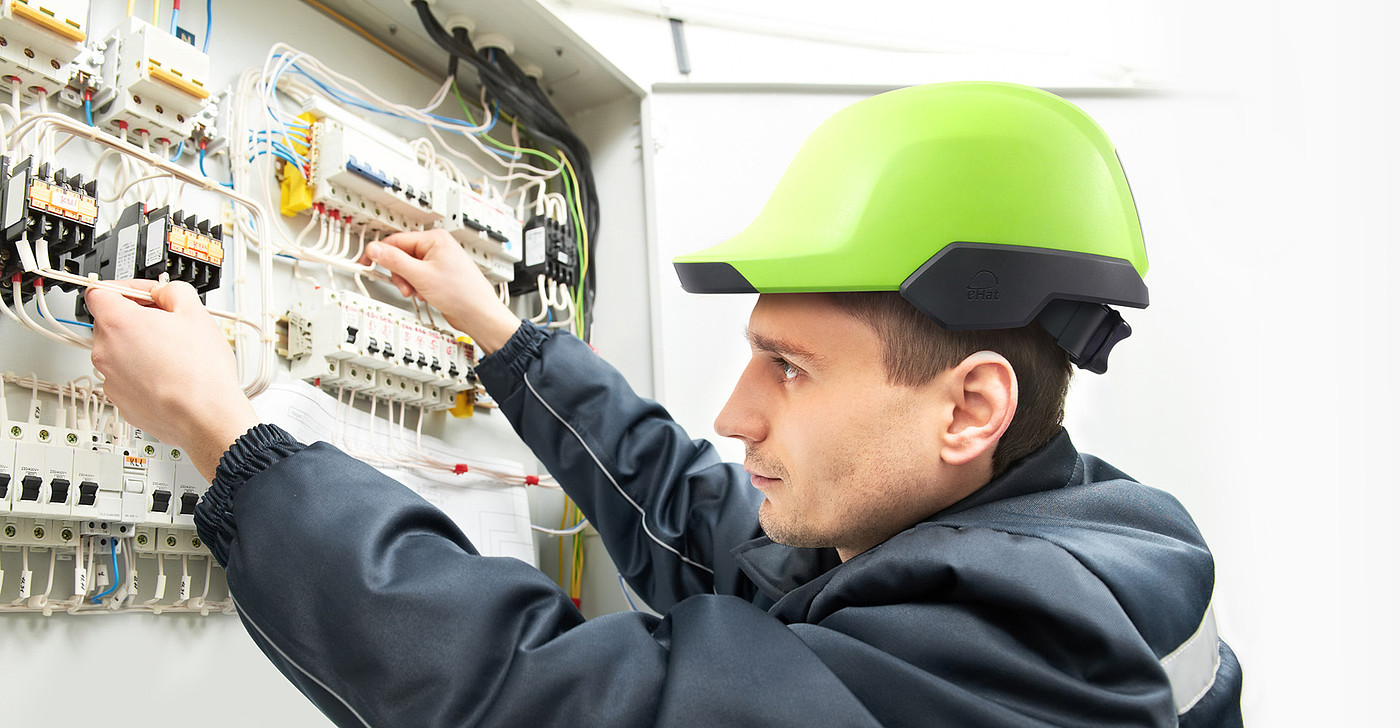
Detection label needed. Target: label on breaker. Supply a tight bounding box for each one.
[524,226,546,267]
[116,224,139,280]
[145,216,168,268]
[167,225,224,266]
[28,179,97,225]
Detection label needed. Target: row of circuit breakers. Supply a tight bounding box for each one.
[0,156,225,311]
[0,426,208,556]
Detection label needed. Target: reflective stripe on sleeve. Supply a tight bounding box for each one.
[1160,603,1221,715]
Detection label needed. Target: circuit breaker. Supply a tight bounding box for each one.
[0,0,89,106]
[278,289,476,410]
[93,16,211,142]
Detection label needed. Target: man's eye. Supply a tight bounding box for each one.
[772,357,800,381]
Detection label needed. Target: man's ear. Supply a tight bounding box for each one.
[940,351,1017,467]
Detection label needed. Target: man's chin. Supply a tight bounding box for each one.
[757,504,828,549]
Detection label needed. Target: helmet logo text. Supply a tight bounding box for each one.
[967,270,1001,301]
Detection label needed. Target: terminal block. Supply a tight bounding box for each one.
[0,156,98,304]
[74,203,222,321]
[510,216,577,296]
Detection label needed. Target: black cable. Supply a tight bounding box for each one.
[415,0,599,339]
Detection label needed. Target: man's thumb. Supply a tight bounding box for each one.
[150,280,201,312]
[367,242,425,279]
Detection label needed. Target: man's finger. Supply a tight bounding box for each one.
[366,241,428,281]
[84,286,144,322]
[149,280,202,313]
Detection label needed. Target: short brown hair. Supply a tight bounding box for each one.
[829,292,1071,473]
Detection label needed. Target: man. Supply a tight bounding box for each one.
[86,82,1243,726]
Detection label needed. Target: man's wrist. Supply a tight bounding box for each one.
[187,400,260,483]
[449,304,523,357]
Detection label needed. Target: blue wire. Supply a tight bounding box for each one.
[198,146,235,188]
[617,572,638,611]
[279,62,498,138]
[202,0,212,53]
[170,139,185,161]
[90,538,120,603]
[83,98,93,127]
[170,7,179,35]
[32,295,94,332]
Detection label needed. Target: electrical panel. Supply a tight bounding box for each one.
[0,0,89,106]
[277,289,477,410]
[93,16,211,142]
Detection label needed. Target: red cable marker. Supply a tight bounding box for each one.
[453,464,470,475]
[524,475,539,486]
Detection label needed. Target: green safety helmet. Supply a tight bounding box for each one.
[673,81,1149,373]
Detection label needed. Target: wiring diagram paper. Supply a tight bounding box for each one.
[251,381,536,566]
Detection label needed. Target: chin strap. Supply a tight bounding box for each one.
[1036,300,1132,374]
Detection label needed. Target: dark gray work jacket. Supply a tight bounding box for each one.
[196,323,1243,727]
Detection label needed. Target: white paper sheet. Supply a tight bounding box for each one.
[251,381,535,565]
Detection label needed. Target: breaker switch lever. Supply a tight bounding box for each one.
[49,478,70,504]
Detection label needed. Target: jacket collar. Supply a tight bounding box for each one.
[730,429,1083,606]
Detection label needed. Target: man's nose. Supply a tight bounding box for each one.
[714,358,769,444]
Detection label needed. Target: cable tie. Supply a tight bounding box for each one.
[524,475,539,486]
[453,463,470,475]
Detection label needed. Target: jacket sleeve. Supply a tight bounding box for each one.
[195,428,882,728]
[476,323,765,609]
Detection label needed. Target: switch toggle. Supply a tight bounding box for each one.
[150,489,172,513]
[49,478,70,504]
[20,475,41,501]
[179,492,199,515]
[77,481,99,506]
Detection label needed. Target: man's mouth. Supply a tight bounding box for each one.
[745,467,782,490]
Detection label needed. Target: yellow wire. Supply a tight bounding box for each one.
[559,152,589,335]
[151,0,159,28]
[297,0,433,78]
[557,496,570,588]
[570,504,584,598]
[126,0,135,18]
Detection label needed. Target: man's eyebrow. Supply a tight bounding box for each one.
[744,328,823,363]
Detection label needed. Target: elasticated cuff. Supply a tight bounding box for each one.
[477,321,550,393]
[195,423,306,567]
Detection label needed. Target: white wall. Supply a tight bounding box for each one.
[550,0,1400,724]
